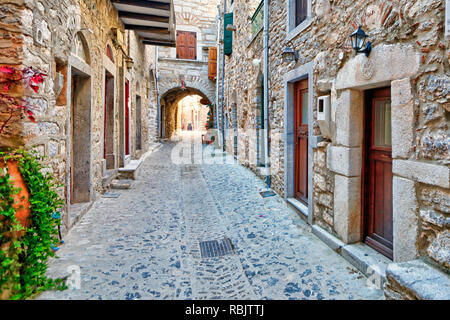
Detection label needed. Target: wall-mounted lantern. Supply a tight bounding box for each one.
[226,24,237,32]
[125,57,134,69]
[282,46,299,63]
[350,26,372,57]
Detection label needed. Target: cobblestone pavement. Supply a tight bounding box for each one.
[38,132,383,300]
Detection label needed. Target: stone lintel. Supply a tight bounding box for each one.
[335,44,420,91]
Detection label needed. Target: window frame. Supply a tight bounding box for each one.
[176,30,198,60]
[286,0,312,42]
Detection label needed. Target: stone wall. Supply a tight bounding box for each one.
[1,0,158,231]
[158,0,218,139]
[0,0,25,149]
[220,0,449,297]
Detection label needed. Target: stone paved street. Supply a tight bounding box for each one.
[38,133,383,300]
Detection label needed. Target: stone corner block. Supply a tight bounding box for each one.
[334,89,363,148]
[392,176,418,263]
[333,175,361,244]
[326,145,362,177]
[393,160,450,189]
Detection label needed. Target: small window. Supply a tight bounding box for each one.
[106,44,114,62]
[176,31,197,60]
[295,0,308,27]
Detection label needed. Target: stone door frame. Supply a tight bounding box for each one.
[283,61,314,225]
[67,53,93,211]
[102,54,117,175]
[329,44,424,263]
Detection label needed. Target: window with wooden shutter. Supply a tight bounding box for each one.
[208,47,217,81]
[223,12,233,56]
[176,31,197,60]
[295,0,308,26]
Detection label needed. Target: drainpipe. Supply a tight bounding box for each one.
[155,46,161,140]
[220,0,227,151]
[263,0,270,187]
[215,5,222,147]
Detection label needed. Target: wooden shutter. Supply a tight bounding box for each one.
[224,12,233,56]
[208,47,217,81]
[176,31,197,60]
[295,0,307,26]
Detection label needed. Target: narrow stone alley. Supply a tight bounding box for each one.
[38,133,382,300]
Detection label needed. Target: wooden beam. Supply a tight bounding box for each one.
[118,11,170,23]
[111,0,170,11]
[124,24,169,33]
[142,40,176,47]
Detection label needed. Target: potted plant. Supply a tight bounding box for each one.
[0,66,66,299]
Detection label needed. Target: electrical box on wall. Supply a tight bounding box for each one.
[317,95,332,140]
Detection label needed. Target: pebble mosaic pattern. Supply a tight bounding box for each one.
[38,133,383,300]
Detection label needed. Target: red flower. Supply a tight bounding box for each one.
[0,66,15,74]
[30,84,39,93]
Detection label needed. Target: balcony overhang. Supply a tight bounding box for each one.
[111,0,176,47]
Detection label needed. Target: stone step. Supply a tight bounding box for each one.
[110,179,133,189]
[118,159,143,180]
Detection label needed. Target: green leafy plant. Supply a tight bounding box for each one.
[0,149,67,300]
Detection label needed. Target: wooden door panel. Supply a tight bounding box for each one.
[363,88,393,259]
[294,79,308,204]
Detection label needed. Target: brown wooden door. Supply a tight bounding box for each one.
[363,87,393,259]
[176,31,197,60]
[294,79,308,204]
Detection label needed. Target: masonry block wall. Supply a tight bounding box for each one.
[220,0,449,298]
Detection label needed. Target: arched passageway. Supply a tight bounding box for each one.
[160,87,214,139]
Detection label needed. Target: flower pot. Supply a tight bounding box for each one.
[0,158,31,235]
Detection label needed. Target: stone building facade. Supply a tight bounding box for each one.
[157,0,219,139]
[219,0,449,299]
[0,0,162,232]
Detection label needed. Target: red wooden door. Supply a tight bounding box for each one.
[363,87,393,259]
[176,31,197,60]
[294,79,308,204]
[125,80,130,156]
[103,75,107,159]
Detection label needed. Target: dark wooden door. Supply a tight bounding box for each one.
[176,31,197,60]
[125,80,130,155]
[294,79,308,204]
[363,87,393,259]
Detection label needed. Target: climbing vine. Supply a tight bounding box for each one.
[0,150,67,300]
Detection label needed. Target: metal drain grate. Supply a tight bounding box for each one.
[199,238,234,258]
[260,190,276,198]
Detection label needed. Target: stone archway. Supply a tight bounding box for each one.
[160,86,213,139]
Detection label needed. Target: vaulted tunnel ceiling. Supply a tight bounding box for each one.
[111,0,176,47]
